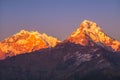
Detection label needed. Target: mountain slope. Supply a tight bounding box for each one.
[0,42,120,80]
[0,20,120,80]
[0,30,60,60]
[66,20,120,52]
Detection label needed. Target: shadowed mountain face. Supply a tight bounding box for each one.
[0,30,60,60]
[0,42,120,80]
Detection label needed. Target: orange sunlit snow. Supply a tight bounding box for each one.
[0,30,60,60]
[0,20,120,60]
[67,20,120,51]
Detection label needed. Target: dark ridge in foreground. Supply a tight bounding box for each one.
[0,42,120,80]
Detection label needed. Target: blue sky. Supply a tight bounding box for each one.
[0,0,120,41]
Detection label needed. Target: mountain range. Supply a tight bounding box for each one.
[0,20,120,80]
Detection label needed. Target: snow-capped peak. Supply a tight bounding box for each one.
[67,20,120,52]
[0,30,60,59]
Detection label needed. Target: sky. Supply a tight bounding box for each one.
[0,0,120,41]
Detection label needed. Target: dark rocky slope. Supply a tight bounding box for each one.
[0,42,120,80]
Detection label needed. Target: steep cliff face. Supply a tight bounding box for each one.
[66,20,120,52]
[0,30,60,59]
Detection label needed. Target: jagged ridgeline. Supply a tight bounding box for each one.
[0,20,120,60]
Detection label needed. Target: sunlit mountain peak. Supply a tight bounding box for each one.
[66,20,120,52]
[81,20,101,30]
[0,30,60,59]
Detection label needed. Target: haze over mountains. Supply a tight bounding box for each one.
[0,20,120,80]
